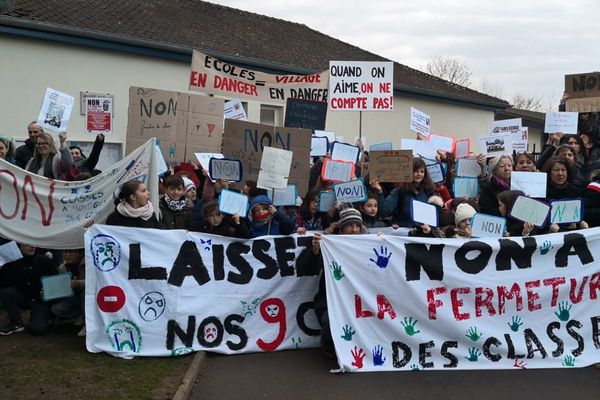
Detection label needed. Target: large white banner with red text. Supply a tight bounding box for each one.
[321,231,600,371]
[189,50,329,106]
[84,225,320,358]
[0,139,159,249]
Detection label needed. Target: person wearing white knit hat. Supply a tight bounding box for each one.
[454,203,476,238]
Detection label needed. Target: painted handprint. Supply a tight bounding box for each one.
[555,301,572,322]
[292,337,302,349]
[513,358,527,369]
[465,327,482,341]
[508,316,523,332]
[351,346,366,369]
[341,325,355,341]
[540,241,552,255]
[329,261,345,281]
[465,347,481,362]
[401,316,420,336]
[410,364,420,371]
[562,355,575,367]
[369,246,392,269]
[372,345,386,366]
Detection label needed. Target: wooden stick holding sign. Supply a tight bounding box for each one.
[333,178,367,203]
[550,199,583,224]
[257,146,293,190]
[410,199,439,227]
[510,195,549,227]
[209,158,243,182]
[321,158,355,182]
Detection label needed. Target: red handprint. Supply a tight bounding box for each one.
[351,346,366,369]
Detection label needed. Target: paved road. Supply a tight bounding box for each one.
[191,349,600,400]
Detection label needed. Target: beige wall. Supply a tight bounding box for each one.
[1,35,496,155]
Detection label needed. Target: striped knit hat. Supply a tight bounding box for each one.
[338,203,363,229]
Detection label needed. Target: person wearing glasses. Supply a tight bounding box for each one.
[24,131,74,180]
[14,121,44,168]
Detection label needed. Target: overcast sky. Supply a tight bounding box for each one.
[208,0,600,108]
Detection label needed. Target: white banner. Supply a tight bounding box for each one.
[321,231,600,371]
[0,139,159,249]
[84,226,320,357]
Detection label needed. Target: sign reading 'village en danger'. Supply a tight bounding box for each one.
[328,61,394,111]
[189,50,329,106]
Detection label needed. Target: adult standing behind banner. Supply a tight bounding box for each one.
[479,154,513,217]
[0,135,15,164]
[14,121,43,168]
[106,180,161,228]
[296,203,367,356]
[70,133,105,176]
[25,131,74,180]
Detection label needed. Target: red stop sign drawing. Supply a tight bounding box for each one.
[97,286,126,313]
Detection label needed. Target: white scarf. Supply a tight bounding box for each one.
[116,201,155,221]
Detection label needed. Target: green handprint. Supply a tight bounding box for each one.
[465,347,481,362]
[329,261,345,281]
[401,316,420,336]
[410,364,420,371]
[540,241,552,255]
[341,325,355,341]
[465,327,482,341]
[508,316,523,332]
[562,355,576,367]
[555,301,572,322]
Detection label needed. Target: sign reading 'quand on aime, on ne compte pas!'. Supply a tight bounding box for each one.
[328,61,394,111]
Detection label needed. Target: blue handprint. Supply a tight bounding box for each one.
[555,301,572,322]
[508,316,523,332]
[341,325,355,341]
[465,347,481,362]
[372,345,386,366]
[369,246,392,269]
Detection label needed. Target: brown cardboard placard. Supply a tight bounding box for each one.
[368,150,413,182]
[565,72,600,99]
[565,96,600,113]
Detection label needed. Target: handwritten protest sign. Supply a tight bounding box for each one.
[257,146,293,190]
[310,136,329,157]
[333,178,367,203]
[550,199,583,224]
[510,195,550,227]
[321,159,355,182]
[190,50,328,106]
[224,98,247,121]
[400,138,436,159]
[313,130,336,147]
[454,138,470,159]
[410,107,431,137]
[85,95,113,135]
[565,72,600,98]
[511,171,547,198]
[41,273,73,301]
[271,184,298,207]
[545,112,578,134]
[218,189,248,216]
[195,152,224,169]
[428,133,455,153]
[456,158,482,178]
[209,158,242,182]
[318,191,336,212]
[426,162,445,184]
[367,150,413,182]
[369,141,393,151]
[471,213,506,238]
[331,141,361,164]
[479,134,511,156]
[222,120,312,195]
[328,61,394,111]
[489,118,522,135]
[37,87,75,132]
[453,177,479,198]
[0,241,22,266]
[284,98,327,130]
[410,200,439,227]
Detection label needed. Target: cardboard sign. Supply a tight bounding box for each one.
[511,171,547,198]
[427,162,445,184]
[369,141,393,151]
[453,177,479,198]
[545,112,578,135]
[310,136,329,157]
[328,61,394,111]
[284,98,327,130]
[37,87,75,132]
[331,141,361,164]
[456,158,482,178]
[510,195,550,227]
[565,96,600,113]
[41,273,73,301]
[410,107,431,137]
[0,241,22,266]
[85,95,113,135]
[410,200,439,227]
[190,50,329,106]
[428,133,455,153]
[400,138,436,159]
[222,120,312,195]
[471,213,506,238]
[565,72,600,99]
[479,134,511,156]
[321,159,355,182]
[318,190,336,212]
[257,146,293,190]
[195,152,224,169]
[550,199,583,224]
[209,158,243,182]
[224,98,248,121]
[368,150,413,183]
[218,189,248,217]
[271,185,298,207]
[333,178,367,203]
[455,138,470,159]
[489,118,522,135]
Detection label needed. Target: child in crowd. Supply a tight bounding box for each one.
[159,174,194,230]
[183,176,204,231]
[296,189,330,234]
[106,180,161,228]
[50,248,86,336]
[201,202,249,238]
[452,202,476,239]
[359,192,388,229]
[497,190,535,237]
[248,195,294,237]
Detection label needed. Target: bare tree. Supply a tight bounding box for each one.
[477,78,505,99]
[425,56,472,87]
[511,94,546,112]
